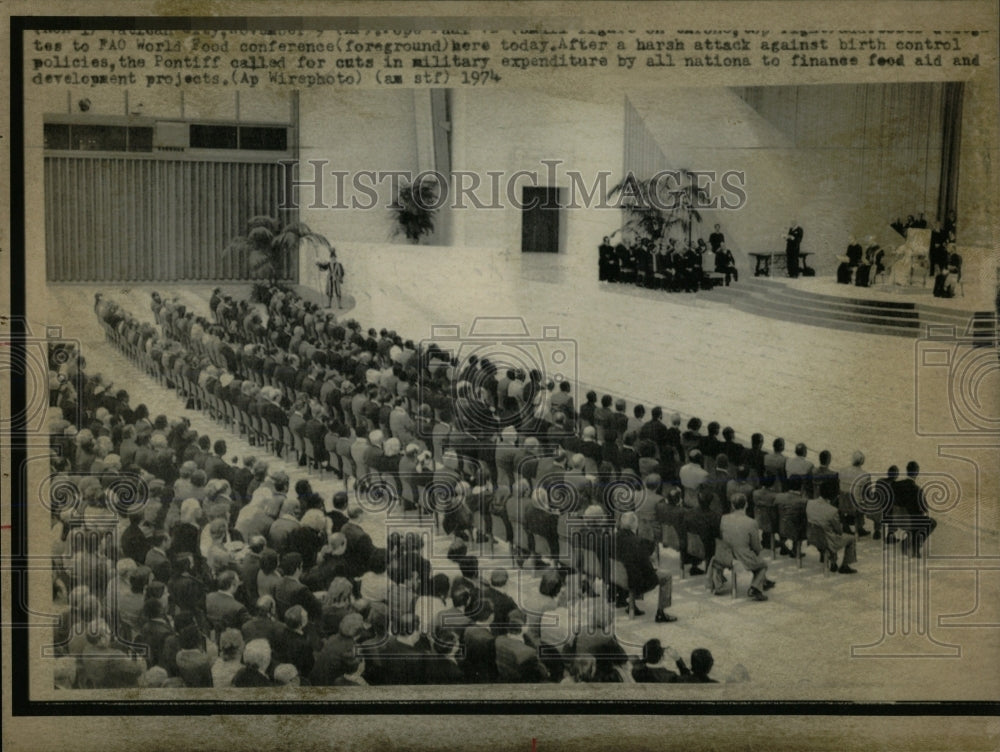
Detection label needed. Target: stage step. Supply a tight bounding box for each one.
[707,278,995,342]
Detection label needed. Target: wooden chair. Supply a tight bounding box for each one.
[755,505,778,560]
[710,537,741,599]
[807,523,832,576]
[778,509,807,569]
[685,532,707,577]
[304,438,323,478]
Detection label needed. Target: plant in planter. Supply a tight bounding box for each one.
[390,176,439,243]
[608,169,710,249]
[228,216,332,295]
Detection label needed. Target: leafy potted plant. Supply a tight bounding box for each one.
[228,216,332,303]
[390,176,439,243]
[608,169,710,249]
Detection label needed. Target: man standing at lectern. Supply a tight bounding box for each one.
[785,221,804,278]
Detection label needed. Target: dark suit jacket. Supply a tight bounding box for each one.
[232,667,275,687]
[462,625,498,683]
[241,616,283,646]
[143,547,172,584]
[371,637,431,686]
[495,634,549,683]
[614,529,660,594]
[632,662,681,683]
[206,591,250,632]
[481,585,519,634]
[273,626,316,677]
[274,576,322,622]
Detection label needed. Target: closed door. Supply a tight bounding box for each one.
[521,187,561,253]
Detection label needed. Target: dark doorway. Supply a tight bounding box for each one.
[521,187,562,253]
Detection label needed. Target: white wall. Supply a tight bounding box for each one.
[298,89,422,245]
[628,86,940,277]
[450,87,626,283]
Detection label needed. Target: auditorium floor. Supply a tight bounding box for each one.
[36,280,1000,702]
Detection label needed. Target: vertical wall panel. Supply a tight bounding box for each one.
[45,154,289,282]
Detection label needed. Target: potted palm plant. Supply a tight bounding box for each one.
[390,176,439,243]
[608,169,710,249]
[229,216,332,302]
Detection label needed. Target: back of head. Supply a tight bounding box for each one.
[280,552,303,577]
[691,648,714,676]
[642,638,664,665]
[243,639,271,671]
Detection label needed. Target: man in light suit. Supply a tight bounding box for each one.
[806,482,858,574]
[720,494,774,601]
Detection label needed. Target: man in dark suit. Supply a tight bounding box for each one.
[241,595,283,646]
[785,221,804,278]
[892,461,938,557]
[136,599,175,669]
[615,512,677,622]
[274,552,322,622]
[494,610,549,682]
[675,648,718,683]
[481,569,519,634]
[683,488,722,574]
[461,597,498,683]
[775,475,809,557]
[423,630,464,684]
[632,639,690,683]
[368,613,430,685]
[206,570,251,633]
[142,531,171,584]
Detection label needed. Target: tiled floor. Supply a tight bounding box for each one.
[34,277,1000,701]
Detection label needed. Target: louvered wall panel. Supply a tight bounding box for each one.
[44,156,295,282]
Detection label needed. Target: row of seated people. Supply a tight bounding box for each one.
[598,235,738,291]
[50,330,732,688]
[96,287,898,560]
[103,286,940,566]
[78,283,935,685]
[837,228,962,297]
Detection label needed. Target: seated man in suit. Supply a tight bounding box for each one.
[367,613,431,685]
[806,480,858,574]
[494,609,549,683]
[206,570,251,634]
[713,244,739,286]
[675,648,718,683]
[682,488,721,576]
[892,461,939,557]
[632,639,689,683]
[774,475,809,557]
[837,236,864,284]
[615,512,677,622]
[719,494,774,601]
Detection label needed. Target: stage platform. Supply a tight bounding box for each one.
[698,275,996,341]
